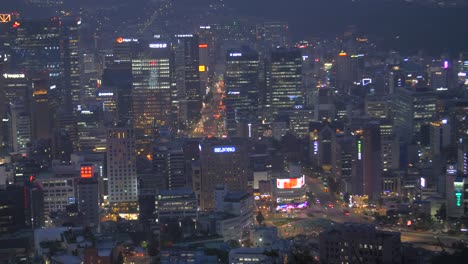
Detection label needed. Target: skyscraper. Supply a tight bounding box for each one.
[174,34,202,128]
[13,17,81,110]
[224,47,260,137]
[106,127,138,214]
[31,78,52,142]
[132,43,172,150]
[266,48,303,121]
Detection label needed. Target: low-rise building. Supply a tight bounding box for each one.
[319,223,402,264]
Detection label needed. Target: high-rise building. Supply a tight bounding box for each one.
[10,101,31,154]
[1,73,29,106]
[132,43,172,150]
[153,139,187,190]
[393,87,437,143]
[31,78,53,142]
[14,17,81,110]
[266,48,303,121]
[174,34,202,128]
[351,122,382,200]
[199,138,251,210]
[224,47,260,136]
[77,164,99,228]
[61,17,81,109]
[106,127,138,214]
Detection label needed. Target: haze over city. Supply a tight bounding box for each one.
[0,0,467,263]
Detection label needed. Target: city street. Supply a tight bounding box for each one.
[258,173,465,252]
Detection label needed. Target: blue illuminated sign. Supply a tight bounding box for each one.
[214,146,236,153]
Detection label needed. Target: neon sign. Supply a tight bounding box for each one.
[313,140,318,155]
[229,53,242,57]
[214,146,236,153]
[456,192,462,207]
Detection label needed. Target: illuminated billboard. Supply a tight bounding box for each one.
[214,146,236,153]
[199,43,208,48]
[80,165,93,178]
[276,176,305,189]
[276,201,308,211]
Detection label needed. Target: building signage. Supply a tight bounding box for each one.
[447,164,457,175]
[149,43,167,48]
[214,146,236,153]
[80,165,93,178]
[3,73,25,78]
[0,14,11,23]
[357,140,362,160]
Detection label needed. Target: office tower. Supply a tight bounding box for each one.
[319,223,402,264]
[24,177,45,229]
[132,43,172,150]
[224,47,260,136]
[53,109,78,162]
[76,110,106,153]
[153,139,187,190]
[1,72,29,105]
[31,78,53,141]
[266,48,303,121]
[257,21,289,48]
[106,127,138,214]
[10,101,31,154]
[61,17,81,109]
[174,34,202,128]
[352,123,382,200]
[365,96,390,119]
[14,18,80,109]
[77,164,99,228]
[199,138,251,210]
[112,37,142,66]
[40,172,77,217]
[101,67,133,124]
[393,87,437,144]
[14,18,62,88]
[334,51,363,93]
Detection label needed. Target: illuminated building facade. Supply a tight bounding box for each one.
[266,48,303,120]
[131,46,171,149]
[224,47,260,136]
[351,122,382,200]
[10,101,31,154]
[273,175,307,211]
[174,34,202,128]
[393,87,437,144]
[14,17,81,110]
[199,138,250,210]
[106,127,138,214]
